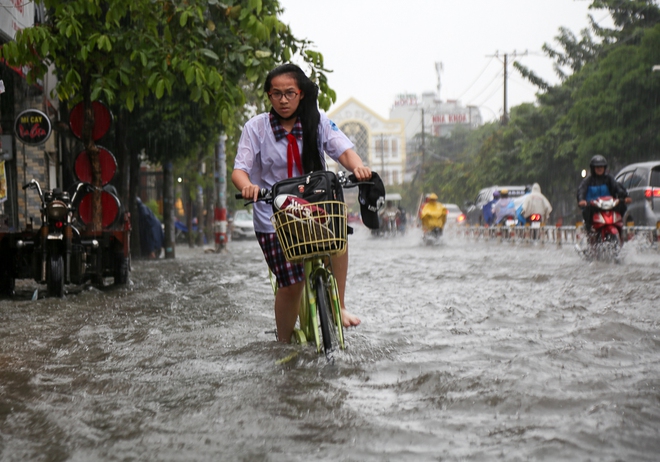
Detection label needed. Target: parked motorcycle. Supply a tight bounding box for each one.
[22,180,87,297]
[576,196,624,262]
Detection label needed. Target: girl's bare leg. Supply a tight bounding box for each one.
[274,281,304,342]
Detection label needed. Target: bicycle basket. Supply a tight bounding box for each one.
[271,200,347,262]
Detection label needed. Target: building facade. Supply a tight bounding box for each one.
[1,0,58,230]
[327,98,406,187]
[390,92,483,141]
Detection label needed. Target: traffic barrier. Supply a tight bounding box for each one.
[457,223,659,249]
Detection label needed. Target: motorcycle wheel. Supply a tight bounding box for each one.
[47,254,65,298]
[114,253,130,285]
[601,233,621,262]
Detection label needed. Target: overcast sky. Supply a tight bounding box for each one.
[278,0,613,122]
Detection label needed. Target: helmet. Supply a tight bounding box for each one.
[590,155,607,168]
[492,190,501,198]
[500,189,509,196]
[427,193,438,201]
[590,155,607,175]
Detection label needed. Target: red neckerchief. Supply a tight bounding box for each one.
[286,133,303,178]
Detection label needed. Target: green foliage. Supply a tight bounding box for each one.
[412,0,660,223]
[1,0,336,168]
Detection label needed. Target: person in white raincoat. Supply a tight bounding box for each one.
[522,183,553,223]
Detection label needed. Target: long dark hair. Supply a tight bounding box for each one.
[265,64,323,173]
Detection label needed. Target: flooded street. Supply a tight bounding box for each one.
[2,226,660,461]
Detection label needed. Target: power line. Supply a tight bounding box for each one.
[455,56,497,101]
[464,69,504,104]
[485,50,528,124]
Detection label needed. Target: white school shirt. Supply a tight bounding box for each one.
[234,112,354,233]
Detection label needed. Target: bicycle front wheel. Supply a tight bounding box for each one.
[315,274,339,357]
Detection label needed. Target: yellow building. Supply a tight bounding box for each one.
[327,98,406,187]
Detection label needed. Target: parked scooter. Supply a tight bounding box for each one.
[576,196,624,262]
[22,180,87,297]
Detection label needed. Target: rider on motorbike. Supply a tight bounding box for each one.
[420,193,447,235]
[577,155,631,232]
[492,189,515,225]
[379,200,401,230]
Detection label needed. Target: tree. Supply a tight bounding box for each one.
[2,0,336,253]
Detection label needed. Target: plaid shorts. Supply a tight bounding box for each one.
[256,232,305,288]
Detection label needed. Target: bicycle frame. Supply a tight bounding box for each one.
[239,171,370,355]
[298,257,345,353]
[269,255,345,353]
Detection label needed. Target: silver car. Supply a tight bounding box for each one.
[230,209,255,240]
[614,161,660,226]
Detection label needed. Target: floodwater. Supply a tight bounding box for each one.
[1,226,659,461]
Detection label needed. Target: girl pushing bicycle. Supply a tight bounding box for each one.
[232,64,373,343]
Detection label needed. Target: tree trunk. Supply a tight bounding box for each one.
[82,83,101,232]
[129,146,142,258]
[163,162,175,259]
[195,180,204,247]
[115,107,130,208]
[186,187,194,249]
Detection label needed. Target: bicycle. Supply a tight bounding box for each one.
[236,171,362,358]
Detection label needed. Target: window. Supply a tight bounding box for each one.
[628,168,647,188]
[650,167,660,188]
[340,122,369,165]
[616,171,633,189]
[391,139,398,158]
[375,136,389,158]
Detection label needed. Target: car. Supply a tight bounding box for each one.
[465,185,528,225]
[230,209,255,240]
[443,203,466,227]
[614,161,660,226]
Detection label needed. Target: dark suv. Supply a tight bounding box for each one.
[465,185,527,225]
[614,161,660,226]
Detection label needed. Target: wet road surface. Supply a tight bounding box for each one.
[1,226,659,461]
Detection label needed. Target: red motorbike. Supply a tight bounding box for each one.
[579,196,624,261]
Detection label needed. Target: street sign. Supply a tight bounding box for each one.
[14,109,52,146]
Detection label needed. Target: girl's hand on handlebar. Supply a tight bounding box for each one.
[241,184,262,202]
[352,166,372,181]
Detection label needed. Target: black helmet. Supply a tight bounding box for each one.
[590,155,607,168]
[589,155,607,175]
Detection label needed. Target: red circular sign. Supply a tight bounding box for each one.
[78,190,120,228]
[69,101,112,140]
[74,147,117,185]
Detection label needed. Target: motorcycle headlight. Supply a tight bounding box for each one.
[47,200,68,222]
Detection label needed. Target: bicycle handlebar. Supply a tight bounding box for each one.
[234,171,376,205]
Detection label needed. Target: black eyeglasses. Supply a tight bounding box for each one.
[268,91,300,101]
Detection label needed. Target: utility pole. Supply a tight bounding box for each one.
[214,135,228,252]
[486,50,527,124]
[503,53,508,124]
[420,108,425,184]
[380,134,385,178]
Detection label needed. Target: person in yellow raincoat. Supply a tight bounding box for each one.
[420,193,447,237]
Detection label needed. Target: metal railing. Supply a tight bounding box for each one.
[455,222,660,249]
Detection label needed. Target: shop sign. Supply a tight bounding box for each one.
[14,109,52,146]
[432,113,468,125]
